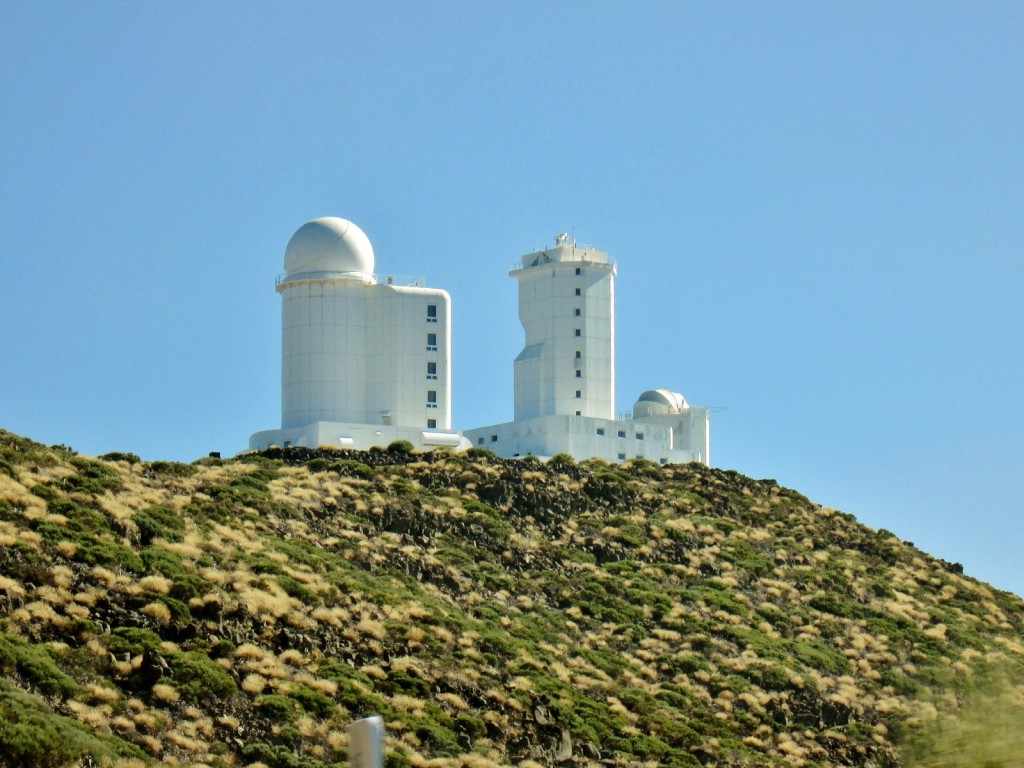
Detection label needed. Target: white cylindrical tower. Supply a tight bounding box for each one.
[278,217,376,429]
[510,237,616,421]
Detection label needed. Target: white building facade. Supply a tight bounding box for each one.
[465,235,710,466]
[249,217,470,453]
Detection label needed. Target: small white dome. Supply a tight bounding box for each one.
[633,389,689,417]
[284,217,375,278]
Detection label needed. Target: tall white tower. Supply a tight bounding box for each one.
[249,217,468,452]
[465,233,709,465]
[512,234,616,420]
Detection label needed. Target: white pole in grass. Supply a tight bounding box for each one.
[348,716,384,768]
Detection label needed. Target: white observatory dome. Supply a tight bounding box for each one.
[633,389,689,418]
[284,217,375,279]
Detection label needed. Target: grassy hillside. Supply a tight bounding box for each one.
[1,428,1022,768]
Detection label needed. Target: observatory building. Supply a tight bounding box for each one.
[249,217,470,453]
[464,235,710,465]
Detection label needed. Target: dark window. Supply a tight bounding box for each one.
[575,369,582,378]
[427,418,437,429]
[574,308,581,316]
[575,350,581,359]
[596,428,605,436]
[660,458,668,465]
[427,361,437,379]
[618,453,626,461]
[491,434,498,443]
[574,329,581,337]
[617,430,626,438]
[575,390,582,398]
[575,288,581,296]
[427,332,437,350]
[636,432,645,441]
[427,390,437,408]
[427,304,437,319]
[477,437,484,445]
[575,267,581,275]
[575,410,581,416]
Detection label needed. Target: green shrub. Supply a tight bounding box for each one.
[147,460,198,477]
[242,741,323,768]
[333,459,375,479]
[387,440,415,454]
[0,681,141,767]
[66,457,123,494]
[167,651,237,702]
[791,640,850,675]
[0,633,82,699]
[0,430,59,468]
[133,505,184,544]
[548,452,576,468]
[257,694,301,723]
[275,574,321,605]
[454,712,487,740]
[413,721,460,756]
[108,627,164,657]
[286,685,336,718]
[140,546,206,600]
[99,451,140,464]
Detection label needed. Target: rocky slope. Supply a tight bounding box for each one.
[1,429,1022,768]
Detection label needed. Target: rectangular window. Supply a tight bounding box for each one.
[491,434,498,443]
[575,410,581,416]
[426,390,437,408]
[427,332,437,351]
[477,436,484,445]
[575,390,582,398]
[575,369,582,378]
[426,304,437,322]
[427,418,437,429]
[636,432,644,441]
[574,308,581,316]
[575,288,581,296]
[596,428,605,436]
[574,329,581,337]
[660,458,668,465]
[617,429,626,438]
[427,361,437,379]
[618,453,627,461]
[575,267,581,275]
[575,350,581,359]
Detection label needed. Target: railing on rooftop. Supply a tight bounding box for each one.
[509,248,615,272]
[276,272,426,287]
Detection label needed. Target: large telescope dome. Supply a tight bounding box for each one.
[284,217,375,279]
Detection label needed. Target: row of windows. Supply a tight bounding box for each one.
[426,320,439,414]
[595,427,645,440]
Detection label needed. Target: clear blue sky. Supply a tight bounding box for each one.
[2,3,1022,595]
